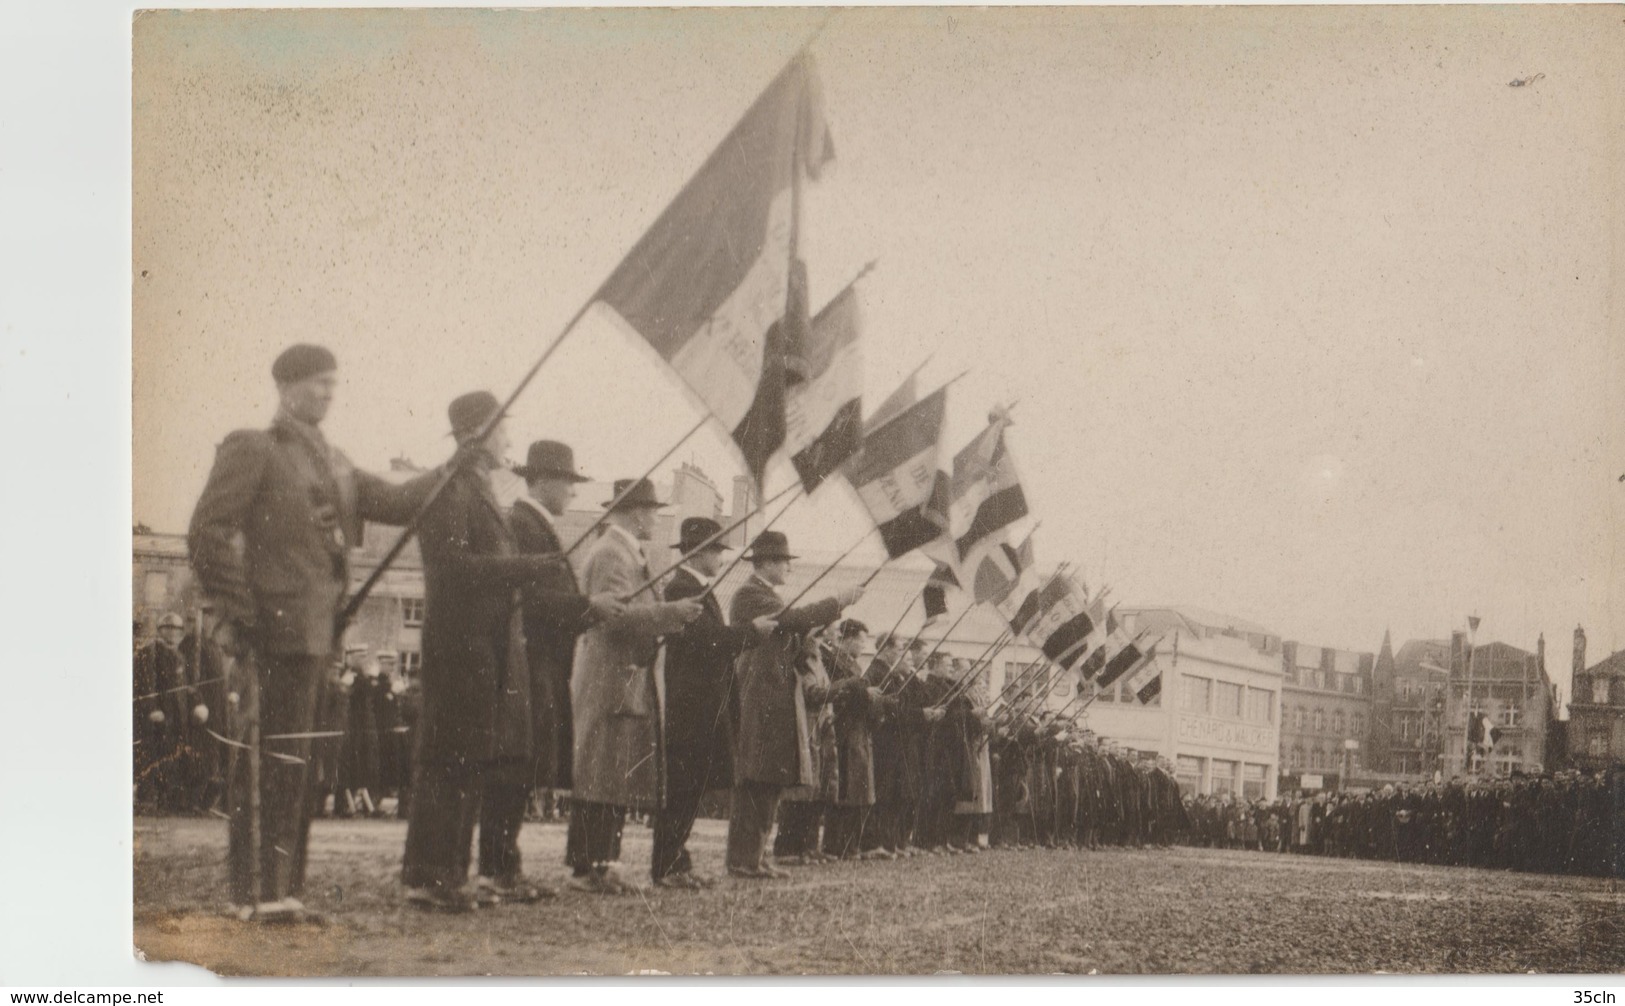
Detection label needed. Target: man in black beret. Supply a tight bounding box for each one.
[189,344,423,921]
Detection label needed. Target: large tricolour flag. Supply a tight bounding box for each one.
[844,387,949,558]
[783,279,863,492]
[590,55,833,488]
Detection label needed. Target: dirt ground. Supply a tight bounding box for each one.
[132,814,1625,977]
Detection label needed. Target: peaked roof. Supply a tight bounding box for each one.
[1585,648,1625,678]
[1393,638,1451,677]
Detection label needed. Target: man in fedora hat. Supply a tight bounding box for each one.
[725,531,865,879]
[400,392,583,912]
[651,517,778,889]
[569,478,703,894]
[475,440,623,903]
[189,344,423,921]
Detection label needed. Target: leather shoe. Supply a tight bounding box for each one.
[727,866,770,880]
[404,886,478,914]
[489,873,558,903]
[654,872,705,891]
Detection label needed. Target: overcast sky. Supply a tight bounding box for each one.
[133,6,1623,697]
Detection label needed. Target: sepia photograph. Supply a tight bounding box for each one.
[114,2,1625,979]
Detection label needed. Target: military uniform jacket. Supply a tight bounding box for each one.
[414,455,564,766]
[508,497,593,789]
[728,575,843,789]
[189,413,424,656]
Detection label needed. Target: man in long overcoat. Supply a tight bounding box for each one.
[725,531,862,878]
[653,517,773,888]
[570,478,701,894]
[189,344,422,919]
[477,439,615,902]
[398,392,583,911]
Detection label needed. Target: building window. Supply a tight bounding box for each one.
[402,597,426,628]
[1352,712,1365,736]
[1290,745,1304,769]
[1310,748,1324,770]
[1181,675,1211,714]
[1498,704,1521,727]
[1312,709,1326,733]
[1332,711,1346,736]
[1350,676,1364,695]
[1246,687,1274,724]
[1242,764,1266,801]
[400,650,422,675]
[143,570,170,606]
[1592,677,1611,705]
[1175,755,1203,796]
[1215,681,1244,719]
[1210,759,1239,795]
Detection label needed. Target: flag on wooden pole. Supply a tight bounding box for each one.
[591,54,834,487]
[784,278,864,492]
[844,387,950,558]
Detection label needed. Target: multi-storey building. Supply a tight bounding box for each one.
[1079,606,1283,801]
[1443,631,1554,776]
[1277,640,1373,789]
[1566,625,1625,769]
[1368,635,1451,778]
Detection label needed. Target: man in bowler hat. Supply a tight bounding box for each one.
[726,531,864,878]
[476,440,622,903]
[652,517,777,888]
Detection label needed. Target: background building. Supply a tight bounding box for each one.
[1367,636,1450,778]
[1082,606,1283,800]
[1277,640,1373,790]
[1443,631,1554,776]
[1566,625,1625,770]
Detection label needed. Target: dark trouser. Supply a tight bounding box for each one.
[774,800,824,857]
[477,774,531,881]
[823,804,869,858]
[955,812,988,848]
[401,759,483,893]
[568,800,625,874]
[652,752,715,881]
[726,780,782,871]
[227,651,325,906]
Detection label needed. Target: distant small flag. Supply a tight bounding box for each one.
[922,561,959,620]
[784,279,864,492]
[970,532,1035,607]
[844,388,949,559]
[945,407,1029,562]
[1096,631,1151,688]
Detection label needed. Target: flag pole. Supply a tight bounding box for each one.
[933,629,1012,710]
[778,527,876,613]
[986,660,1045,717]
[624,482,802,601]
[914,604,976,671]
[562,415,709,557]
[693,484,807,602]
[867,593,920,690]
[339,46,825,636]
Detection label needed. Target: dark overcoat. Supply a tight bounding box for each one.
[414,457,566,766]
[661,565,755,793]
[508,497,592,789]
[728,575,842,788]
